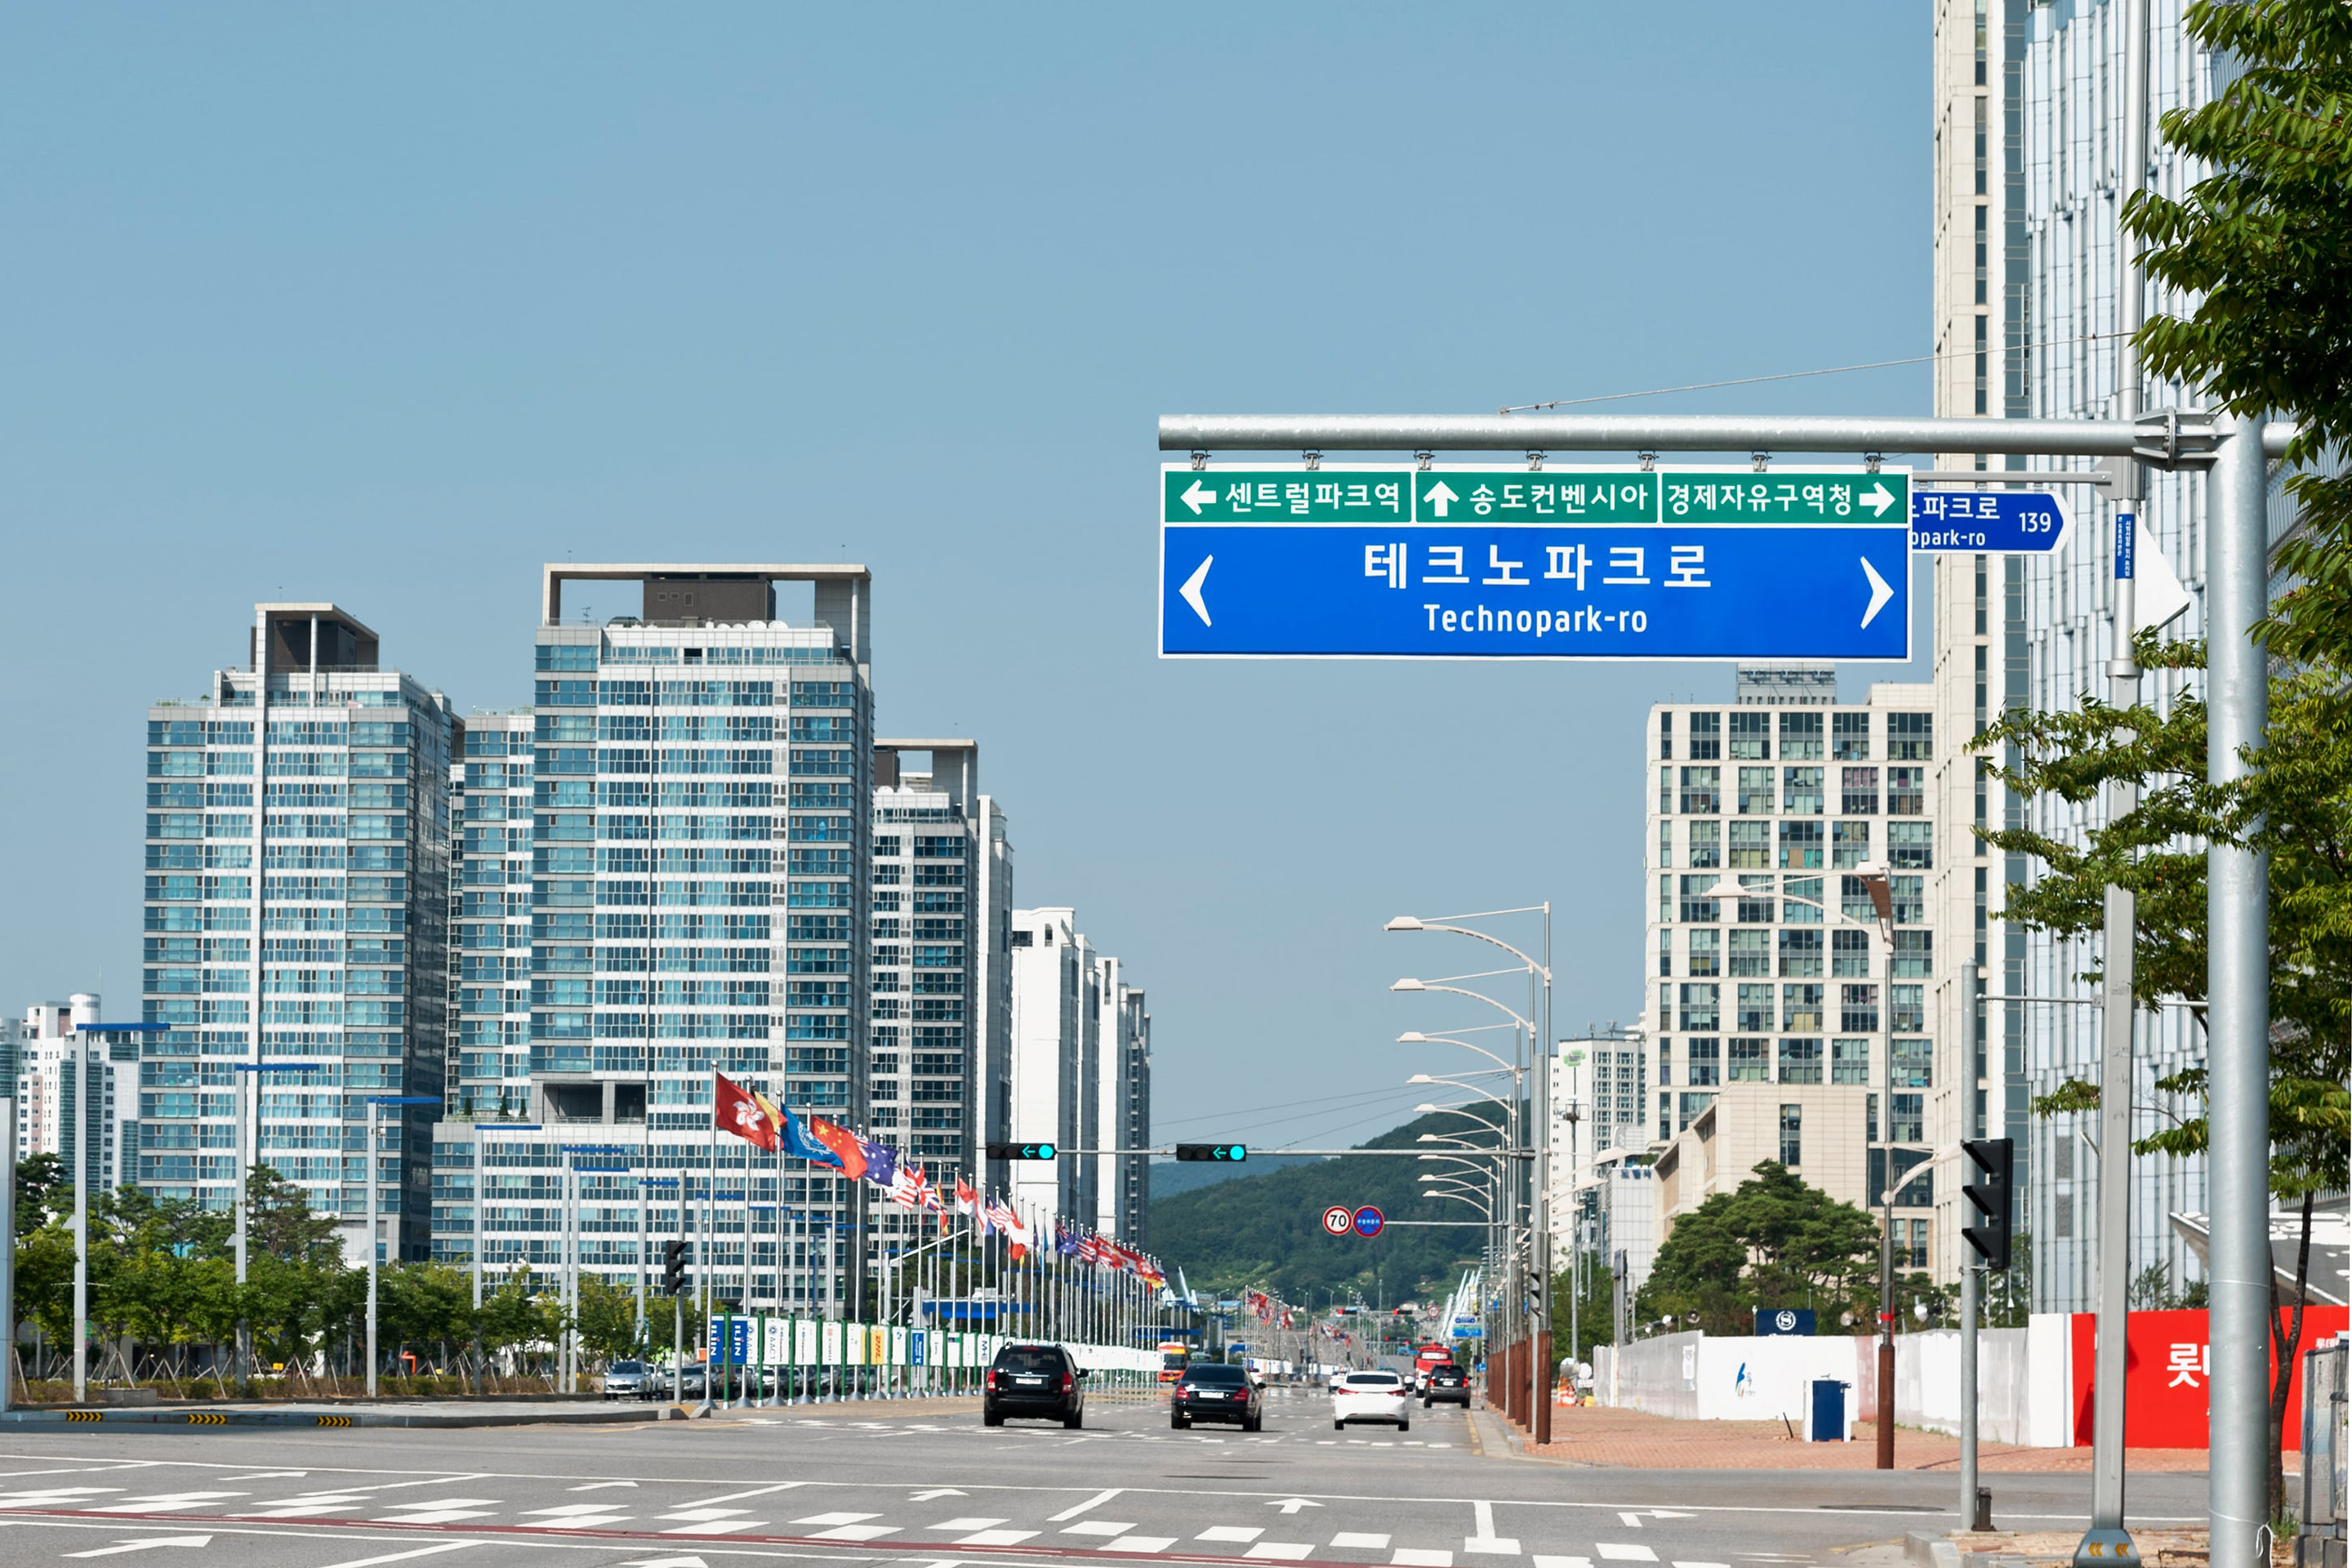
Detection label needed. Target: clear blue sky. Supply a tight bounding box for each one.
[1,3,1931,1151]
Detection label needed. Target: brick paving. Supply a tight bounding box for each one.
[1517,1404,2216,1471]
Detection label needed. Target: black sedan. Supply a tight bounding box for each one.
[1171,1362,1263,1431]
[984,1342,1087,1428]
[1423,1364,1472,1407]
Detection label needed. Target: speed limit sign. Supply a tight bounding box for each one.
[1321,1205,1352,1236]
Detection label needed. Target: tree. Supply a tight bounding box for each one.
[2127,0,2352,675]
[15,1154,69,1230]
[1636,1163,1886,1336]
[1979,637,2351,1522]
[1549,1249,1615,1366]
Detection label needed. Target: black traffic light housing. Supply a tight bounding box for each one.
[662,1237,688,1295]
[1961,1137,2013,1271]
[985,1142,1057,1160]
[1174,1143,1247,1163]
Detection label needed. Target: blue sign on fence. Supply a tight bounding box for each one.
[1909,488,2072,554]
[706,1316,751,1365]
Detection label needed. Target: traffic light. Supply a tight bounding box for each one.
[1174,1143,1247,1163]
[985,1141,1058,1160]
[1961,1138,2013,1271]
[662,1238,688,1295]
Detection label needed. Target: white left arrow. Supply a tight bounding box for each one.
[67,1539,213,1560]
[1860,556,1895,629]
[1859,481,1895,517]
[1267,1499,1324,1515]
[1179,556,1214,627]
[1180,479,1216,515]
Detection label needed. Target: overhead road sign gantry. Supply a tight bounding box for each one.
[1161,462,1911,661]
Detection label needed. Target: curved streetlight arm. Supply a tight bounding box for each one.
[1412,1076,1512,1109]
[1392,982,1534,1033]
[1400,1032,1519,1075]
[1389,919,1549,982]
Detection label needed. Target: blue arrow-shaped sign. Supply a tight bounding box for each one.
[1909,488,2072,553]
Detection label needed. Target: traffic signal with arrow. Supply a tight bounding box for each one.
[1961,1138,2013,1271]
[1174,1143,1247,1163]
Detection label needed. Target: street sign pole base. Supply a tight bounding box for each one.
[2072,1526,2138,1566]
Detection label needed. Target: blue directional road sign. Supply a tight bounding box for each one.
[1909,488,2072,553]
[1160,465,1910,662]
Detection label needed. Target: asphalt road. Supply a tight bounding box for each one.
[0,1388,2209,1568]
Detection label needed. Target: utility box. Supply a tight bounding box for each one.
[1806,1377,1851,1442]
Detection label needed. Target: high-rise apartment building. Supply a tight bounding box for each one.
[141,604,457,1262]
[1009,907,1089,1220]
[12,996,140,1192]
[445,712,536,1120]
[1643,670,1941,1264]
[1093,960,1151,1245]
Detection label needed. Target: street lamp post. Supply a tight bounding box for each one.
[364,1095,438,1397]
[230,1059,326,1388]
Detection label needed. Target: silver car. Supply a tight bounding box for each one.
[600,1359,651,1400]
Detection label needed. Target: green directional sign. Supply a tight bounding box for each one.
[1661,470,1906,524]
[1165,468,1411,524]
[1414,470,1655,522]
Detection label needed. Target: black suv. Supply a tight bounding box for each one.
[1171,1362,1263,1431]
[984,1342,1086,1428]
[1423,1364,1472,1407]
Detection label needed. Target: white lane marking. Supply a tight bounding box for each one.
[808,1526,900,1541]
[953,1530,1039,1547]
[1673,1561,1734,1567]
[1246,1546,1313,1561]
[314,1546,479,1568]
[660,1508,764,1522]
[0,1489,125,1504]
[1049,1490,1123,1523]
[375,1501,501,1513]
[1333,1535,1392,1549]
[318,1477,491,1496]
[64,1541,213,1561]
[1392,1553,1453,1567]
[1533,1557,1596,1568]
[521,1504,635,1518]
[1062,1522,1138,1537]
[569,1481,639,1492]
[242,1508,361,1520]
[930,1519,1008,1531]
[659,1521,768,1536]
[791,1512,882,1526]
[1598,1548,1658,1563]
[697,1483,804,1507]
[1101,1539,1178,1554]
[109,1496,249,1512]
[1199,1527,1265,1543]
[370,1512,497,1526]
[1465,1544,1522,1557]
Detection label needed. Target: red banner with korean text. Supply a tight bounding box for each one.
[2069,1307,2347,1449]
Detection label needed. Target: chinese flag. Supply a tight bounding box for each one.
[715,1072,780,1151]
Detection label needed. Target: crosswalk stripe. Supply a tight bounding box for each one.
[1392,1552,1453,1567]
[1100,1538,1178,1553]
[1597,1548,1657,1563]
[1333,1535,1392,1549]
[1245,1546,1314,1561]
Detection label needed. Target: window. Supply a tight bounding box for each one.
[1781,877,1824,923]
[1728,822,1771,868]
[1687,819,1721,868]
[1783,767,1824,814]
[1736,983,1775,1032]
[1832,1038,1871,1085]
[1893,929,1932,977]
[1738,767,1775,814]
[1841,767,1880,816]
[1893,1037,1932,1088]
[1689,712,1721,760]
[1677,982,1718,1031]
[1659,711,1674,760]
[1686,928,1719,977]
[1833,711,1871,760]
[1658,928,1672,976]
[1779,928,1822,976]
[1780,1104,1804,1165]
[1678,874,1720,923]
[1729,1038,1769,1082]
[1891,984,1925,1032]
[1728,928,1771,977]
[1841,875,1880,925]
[1888,712,1931,760]
[1890,1093,1925,1143]
[1779,820,1824,868]
[1887,766,1927,816]
[1736,876,1775,923]
[1906,1218,1930,1268]
[1891,875,1925,924]
[1685,1037,1720,1086]
[1888,821,1933,869]
[1680,767,1721,814]
[1730,711,1771,759]
[1833,820,1872,869]
[1832,929,1871,977]
[1780,711,1823,760]
[1658,820,1672,868]
[1841,984,1878,1032]
[1781,983,1824,1031]
[1780,1040,1822,1087]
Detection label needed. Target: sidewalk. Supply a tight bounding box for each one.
[1474,1402,2216,1472]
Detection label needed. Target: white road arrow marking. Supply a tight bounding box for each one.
[911,1489,969,1501]
[1267,1499,1324,1515]
[1860,556,1895,629]
[220,1473,306,1481]
[1179,556,1214,627]
[622,1558,710,1568]
[571,1480,638,1491]
[1181,479,1216,515]
[1860,481,1895,517]
[1424,481,1459,518]
[65,1540,213,1560]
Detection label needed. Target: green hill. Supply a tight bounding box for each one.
[1147,1154,1325,1203]
[1149,1106,1514,1306]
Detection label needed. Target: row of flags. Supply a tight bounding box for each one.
[711,1071,1165,1286]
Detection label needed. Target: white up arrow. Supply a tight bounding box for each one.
[1858,481,1895,517]
[1267,1499,1325,1515]
[1423,480,1459,518]
[66,1539,213,1560]
[1179,479,1216,515]
[1179,556,1214,626]
[1859,556,1895,629]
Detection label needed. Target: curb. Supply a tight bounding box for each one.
[1904,1533,1962,1568]
[0,1405,671,1430]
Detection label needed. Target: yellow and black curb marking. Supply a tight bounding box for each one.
[315,1414,352,1428]
[185,1412,226,1425]
[65,1411,103,1423]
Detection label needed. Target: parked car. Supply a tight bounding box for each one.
[1423,1364,1472,1407]
[984,1342,1087,1428]
[1171,1362,1263,1431]
[600,1360,651,1400]
[1332,1369,1410,1431]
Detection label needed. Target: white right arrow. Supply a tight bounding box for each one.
[1179,556,1214,627]
[1859,481,1895,516]
[66,1539,213,1560]
[1179,479,1216,515]
[1860,557,1895,629]
[1424,480,1459,518]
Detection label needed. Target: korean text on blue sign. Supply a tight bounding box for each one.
[1909,488,2073,554]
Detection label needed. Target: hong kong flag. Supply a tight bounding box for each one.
[714,1072,780,1152]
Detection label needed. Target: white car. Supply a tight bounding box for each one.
[1332,1370,1410,1431]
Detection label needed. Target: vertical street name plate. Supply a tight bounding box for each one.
[1160,464,1912,661]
